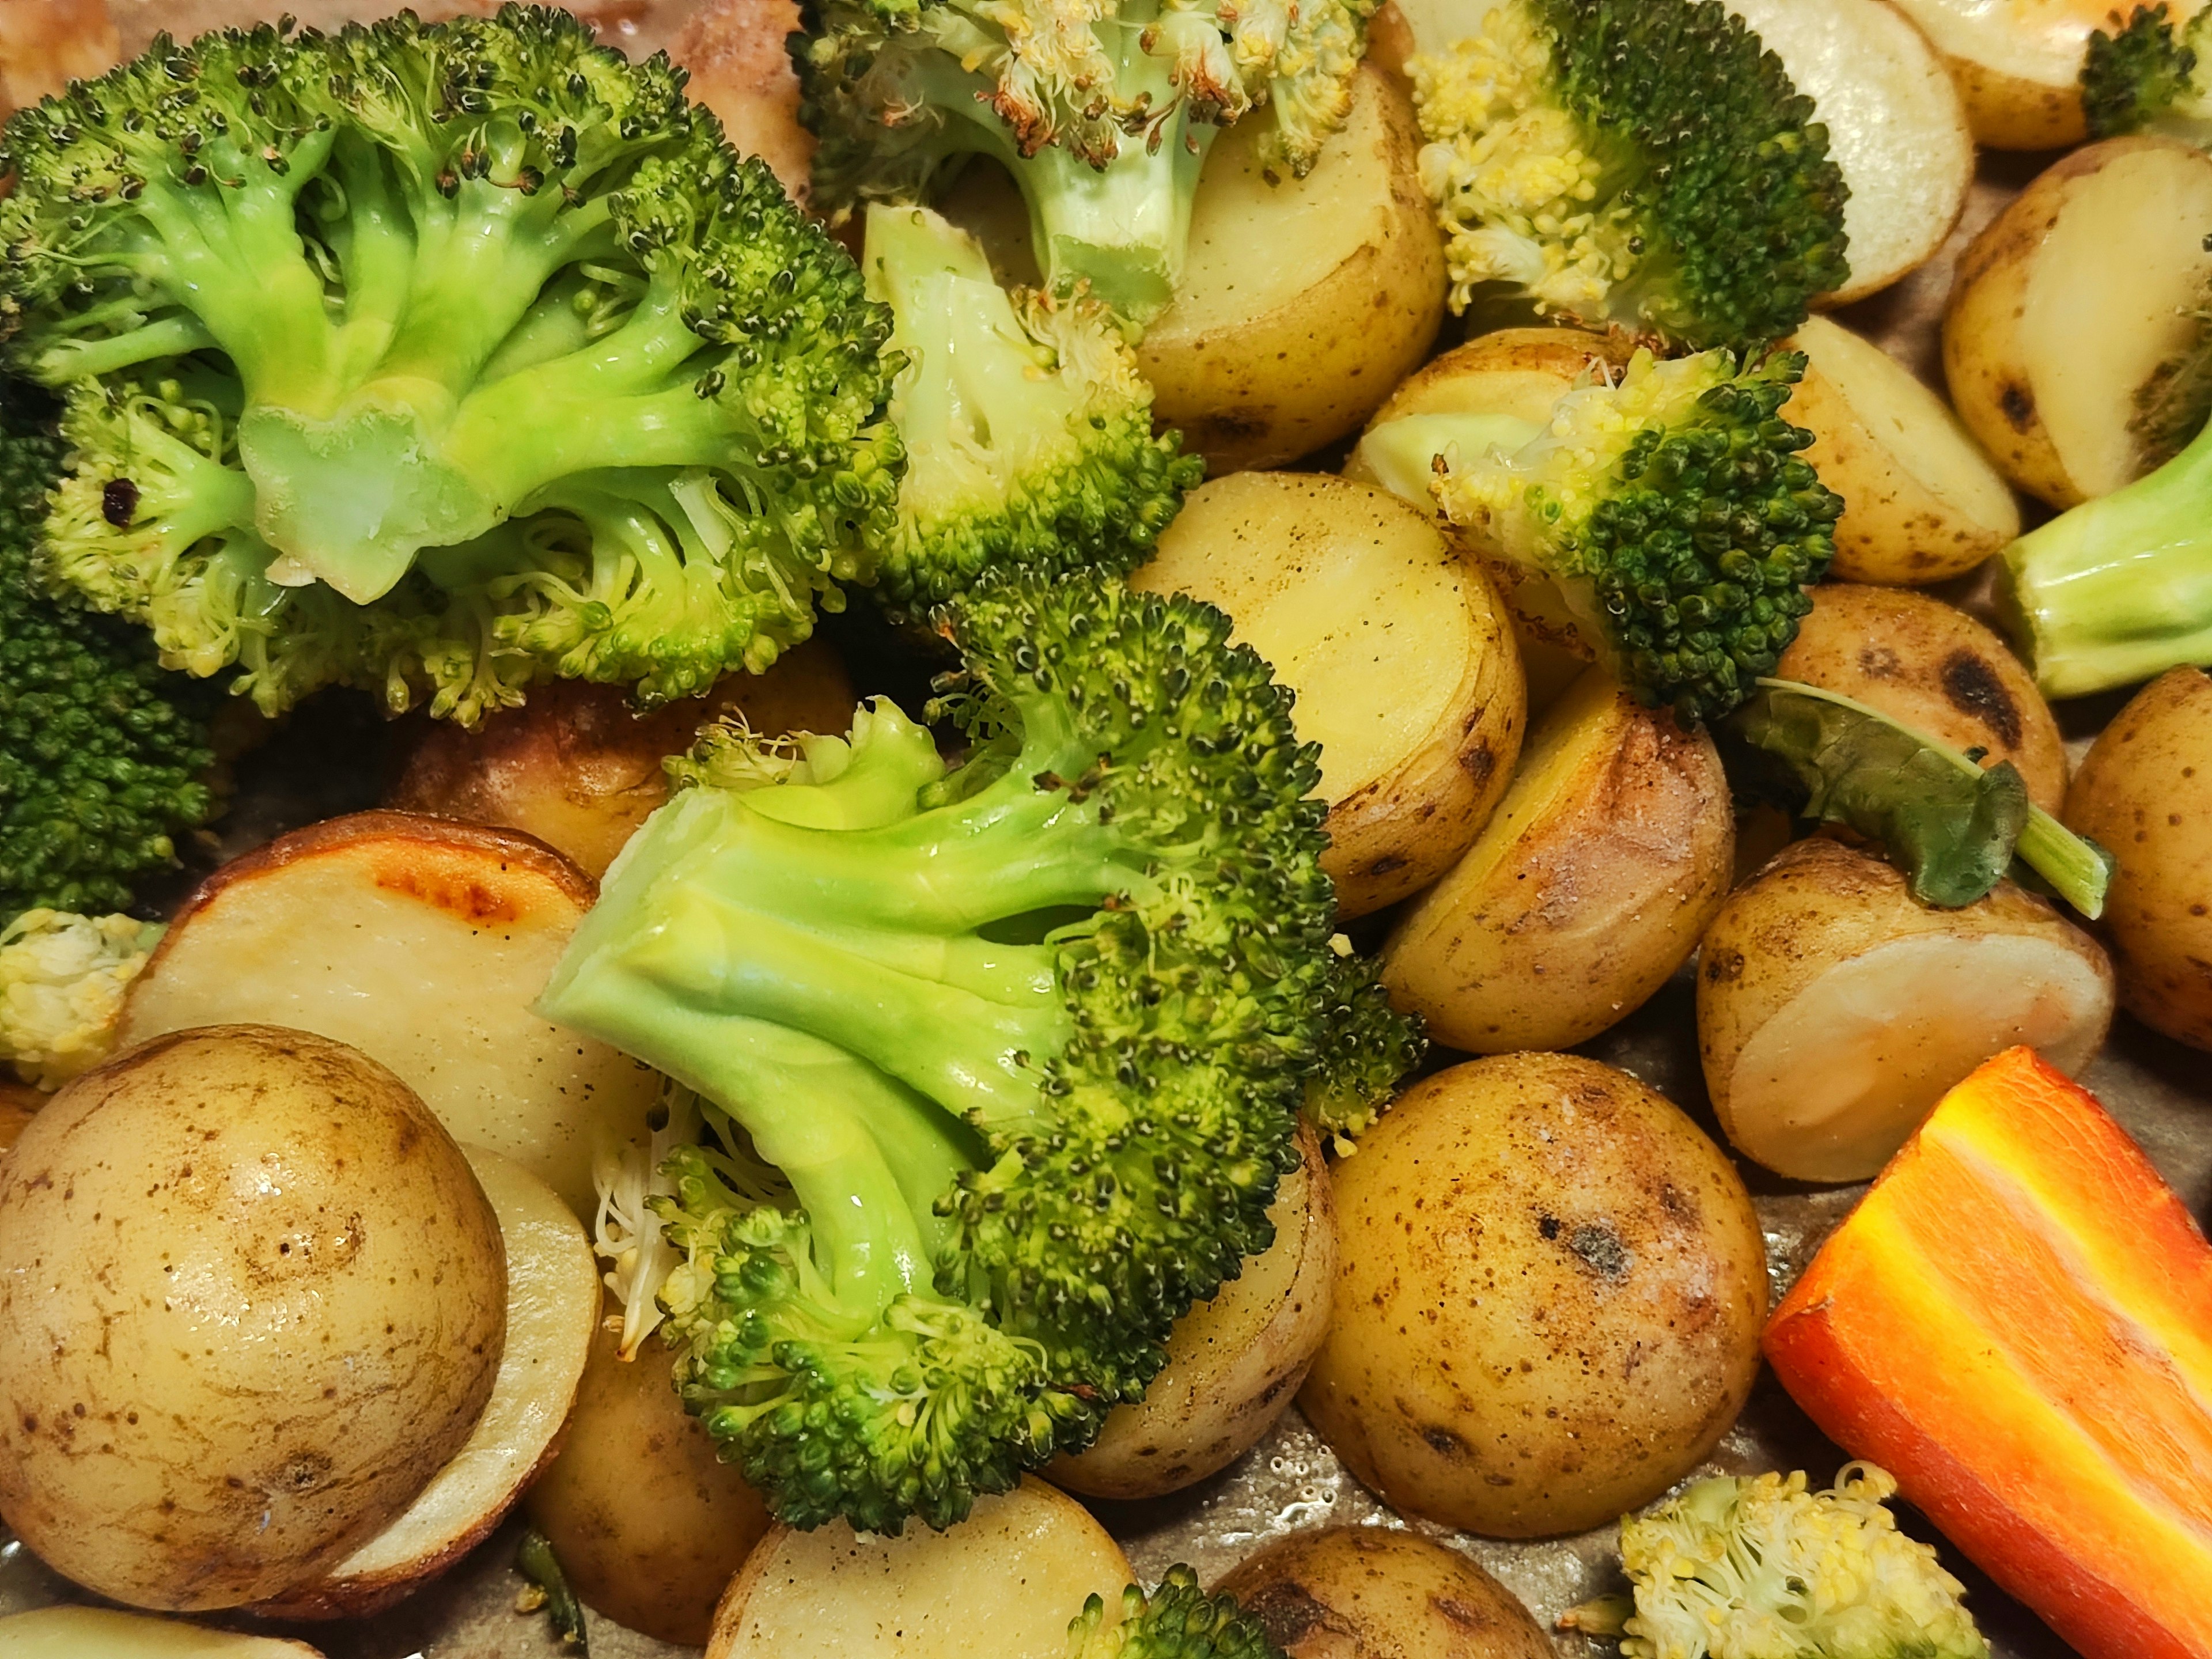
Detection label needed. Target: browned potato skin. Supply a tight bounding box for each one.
[387,641,856,878]
[1774,584,2067,812]
[666,0,814,202]
[1213,1527,1552,1659]
[1301,1053,1766,1538]
[0,1026,505,1611]
[526,1323,774,1645]
[2064,668,2212,1052]
[0,1082,35,1153]
[1361,326,1631,431]
[1940,55,2085,151]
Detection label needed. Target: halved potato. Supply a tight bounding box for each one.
[1381,666,1734,1054]
[1053,1123,1335,1500]
[1881,0,2129,148]
[1785,315,2020,585]
[706,1477,1131,1659]
[115,813,663,1218]
[255,1146,599,1620]
[1698,838,2115,1183]
[1945,137,2212,509]
[0,1608,321,1657]
[1724,0,1972,302]
[1132,473,1525,916]
[387,642,857,879]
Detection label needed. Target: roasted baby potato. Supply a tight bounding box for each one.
[114,812,662,1219]
[1214,1527,1552,1659]
[1772,583,2066,812]
[1699,838,2115,1183]
[1945,138,2212,508]
[1301,1052,1767,1537]
[1134,472,1525,916]
[2063,666,2212,1051]
[1785,315,2020,585]
[1881,0,2119,147]
[0,1608,322,1657]
[1054,1124,1335,1500]
[525,1323,776,1646]
[1381,667,1734,1052]
[0,1026,506,1611]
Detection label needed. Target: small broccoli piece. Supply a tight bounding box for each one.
[1567,1463,1990,1659]
[1070,1567,1287,1659]
[0,909,162,1089]
[1304,941,1423,1147]
[539,570,1339,1534]
[0,387,215,919]
[1997,393,2212,700]
[2084,3,2212,141]
[1410,0,1849,351]
[2,7,902,725]
[514,1527,590,1652]
[861,204,1201,615]
[1354,348,1840,724]
[798,0,1377,323]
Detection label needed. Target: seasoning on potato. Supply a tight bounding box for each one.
[1300,1052,1768,1538]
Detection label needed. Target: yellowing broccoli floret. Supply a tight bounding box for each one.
[0,909,163,1089]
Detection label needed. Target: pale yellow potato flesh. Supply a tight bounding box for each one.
[1214,1527,1552,1659]
[706,1478,1131,1659]
[0,1608,321,1658]
[1883,0,2137,147]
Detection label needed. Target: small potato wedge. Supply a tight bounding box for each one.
[1772,583,2067,812]
[1724,0,1972,302]
[0,1608,321,1657]
[1945,137,2212,509]
[1133,473,1525,916]
[1053,1124,1335,1500]
[2063,666,2212,1051]
[388,642,857,879]
[525,1324,775,1646]
[115,812,662,1218]
[1785,315,2020,585]
[1214,1527,1551,1659]
[706,1477,1131,1659]
[1381,667,1734,1053]
[1699,838,2115,1184]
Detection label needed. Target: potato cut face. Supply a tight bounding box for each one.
[1723,933,2111,1184]
[2024,145,2212,498]
[1886,0,2119,88]
[117,815,661,1219]
[707,1478,1130,1659]
[0,1608,323,1657]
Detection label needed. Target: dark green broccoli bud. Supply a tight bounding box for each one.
[861,203,1201,616]
[0,384,214,921]
[538,570,1338,1534]
[1353,349,1840,725]
[1,6,902,725]
[797,0,1377,323]
[1303,943,1423,1147]
[2084,3,2212,141]
[1411,0,1849,351]
[1070,1567,1288,1659]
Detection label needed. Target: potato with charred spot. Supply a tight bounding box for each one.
[1300,1053,1767,1537]
[1214,1527,1552,1659]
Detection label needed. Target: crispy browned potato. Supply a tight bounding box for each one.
[387,640,857,878]
[1214,1527,1552,1659]
[666,0,815,202]
[1772,584,2066,812]
[1300,1052,1767,1537]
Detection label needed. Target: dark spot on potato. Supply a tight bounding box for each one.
[1423,1424,1468,1456]
[1940,650,2023,748]
[1242,1582,1356,1648]
[1567,1222,1631,1281]
[1433,1596,1501,1630]
[1460,740,1495,784]
[1537,1213,1562,1240]
[1857,645,1903,679]
[2000,381,2035,431]
[1368,854,1409,876]
[1703,948,1745,984]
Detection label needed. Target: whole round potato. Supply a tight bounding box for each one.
[1300,1053,1767,1537]
[1213,1527,1551,1659]
[2064,666,2212,1051]
[0,1025,506,1611]
[525,1322,775,1645]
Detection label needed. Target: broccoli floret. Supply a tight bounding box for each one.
[1304,941,1423,1147]
[797,0,1377,323]
[1070,1567,1287,1659]
[2084,3,2212,140]
[1998,387,2212,699]
[538,570,1339,1533]
[1566,1463,1990,1659]
[0,909,163,1089]
[1353,348,1840,724]
[0,388,215,919]
[1410,0,1848,351]
[1,7,902,725]
[861,204,1201,616]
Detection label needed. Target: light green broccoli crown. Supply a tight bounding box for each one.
[1609,1464,1990,1659]
[1411,0,1849,351]
[1302,942,1425,1147]
[1070,1567,1290,1659]
[0,909,162,1089]
[2,6,902,724]
[2084,3,2212,140]
[862,204,1200,613]
[798,0,1376,321]
[1432,347,1839,723]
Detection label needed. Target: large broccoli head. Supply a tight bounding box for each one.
[1,6,902,724]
